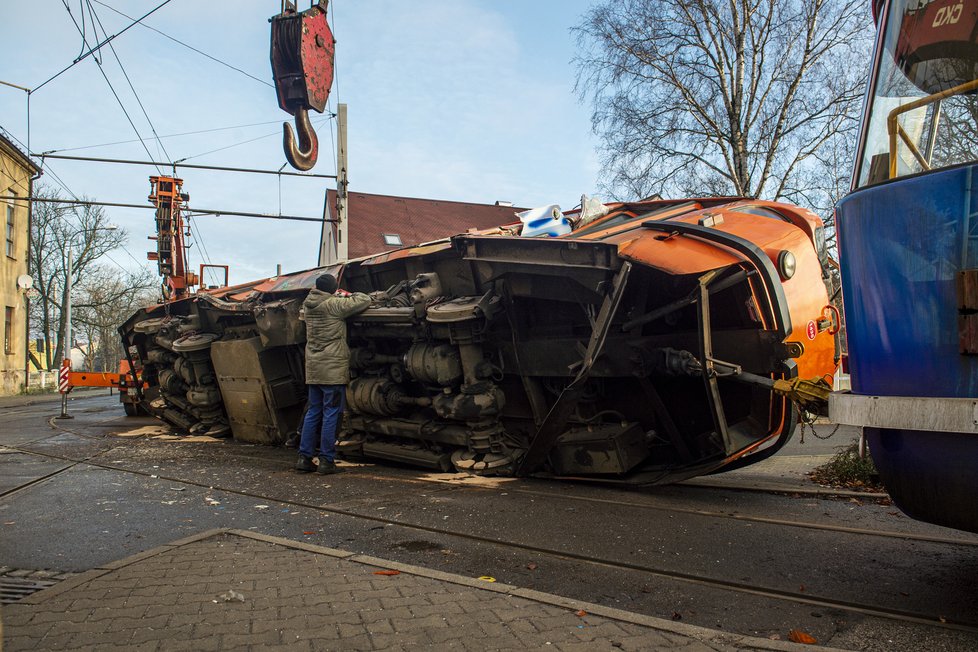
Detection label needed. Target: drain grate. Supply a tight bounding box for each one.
[0,577,57,604]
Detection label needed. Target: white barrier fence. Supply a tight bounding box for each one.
[28,370,57,391]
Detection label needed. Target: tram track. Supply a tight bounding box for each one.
[4,435,978,637]
[510,488,978,548]
[0,426,117,500]
[205,454,977,548]
[80,440,957,548]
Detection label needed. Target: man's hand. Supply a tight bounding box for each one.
[335,288,351,297]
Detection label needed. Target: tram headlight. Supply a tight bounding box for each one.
[777,250,796,280]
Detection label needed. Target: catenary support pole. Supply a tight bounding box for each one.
[319,103,349,266]
[56,244,73,420]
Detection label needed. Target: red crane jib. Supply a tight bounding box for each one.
[148,175,196,300]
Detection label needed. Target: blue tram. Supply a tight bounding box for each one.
[832,0,978,532]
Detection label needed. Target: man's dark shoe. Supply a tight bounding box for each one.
[295,455,316,473]
[317,460,343,475]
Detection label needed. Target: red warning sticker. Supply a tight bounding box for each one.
[806,320,817,340]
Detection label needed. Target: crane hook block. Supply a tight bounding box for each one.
[270,1,334,169]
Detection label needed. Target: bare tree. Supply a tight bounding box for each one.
[74,265,157,372]
[28,186,71,369]
[574,0,871,208]
[28,184,133,368]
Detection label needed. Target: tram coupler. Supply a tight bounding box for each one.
[732,371,832,414]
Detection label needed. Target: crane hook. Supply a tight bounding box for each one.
[283,107,319,171]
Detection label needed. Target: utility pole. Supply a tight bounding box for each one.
[319,103,348,266]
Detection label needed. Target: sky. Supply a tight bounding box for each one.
[0,0,601,286]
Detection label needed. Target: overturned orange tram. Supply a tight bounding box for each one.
[120,197,839,484]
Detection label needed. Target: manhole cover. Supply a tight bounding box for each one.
[0,577,57,604]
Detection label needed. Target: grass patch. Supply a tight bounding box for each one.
[809,440,885,493]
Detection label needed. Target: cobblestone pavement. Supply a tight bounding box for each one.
[0,529,829,651]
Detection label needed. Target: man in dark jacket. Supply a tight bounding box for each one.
[296,273,371,474]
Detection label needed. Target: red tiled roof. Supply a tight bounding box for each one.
[327,189,523,259]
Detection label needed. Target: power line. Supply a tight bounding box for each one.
[1,126,152,275]
[92,0,273,89]
[59,0,162,172]
[1,195,335,224]
[3,134,190,275]
[187,214,213,268]
[43,119,298,154]
[177,116,333,163]
[89,46,162,172]
[41,153,337,179]
[35,0,173,94]
[0,128,77,202]
[87,0,171,163]
[74,0,89,60]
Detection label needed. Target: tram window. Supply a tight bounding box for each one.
[570,201,699,237]
[856,0,978,187]
[736,206,791,222]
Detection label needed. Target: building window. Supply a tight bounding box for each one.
[5,193,14,258]
[382,233,402,246]
[4,306,13,355]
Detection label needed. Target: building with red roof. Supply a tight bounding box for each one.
[321,189,522,262]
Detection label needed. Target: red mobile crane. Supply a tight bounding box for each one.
[58,175,194,417]
[147,175,197,299]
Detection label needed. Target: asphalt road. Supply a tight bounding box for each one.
[2,393,977,651]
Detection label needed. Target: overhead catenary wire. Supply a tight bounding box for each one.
[0,196,336,224]
[13,1,342,279]
[40,153,337,179]
[43,118,309,155]
[0,127,79,202]
[59,0,163,173]
[88,51,163,173]
[35,0,173,94]
[186,214,213,268]
[4,129,291,273]
[3,126,153,275]
[176,115,333,163]
[86,0,172,163]
[74,0,89,60]
[91,0,274,89]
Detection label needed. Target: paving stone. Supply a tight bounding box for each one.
[0,606,31,625]
[175,634,223,651]
[105,614,169,633]
[221,629,283,648]
[1,531,767,652]
[368,630,434,650]
[255,643,314,652]
[409,601,464,618]
[1,636,36,652]
[29,633,75,650]
[363,618,395,635]
[93,643,161,652]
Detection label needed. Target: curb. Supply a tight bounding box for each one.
[0,389,112,409]
[19,527,848,651]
